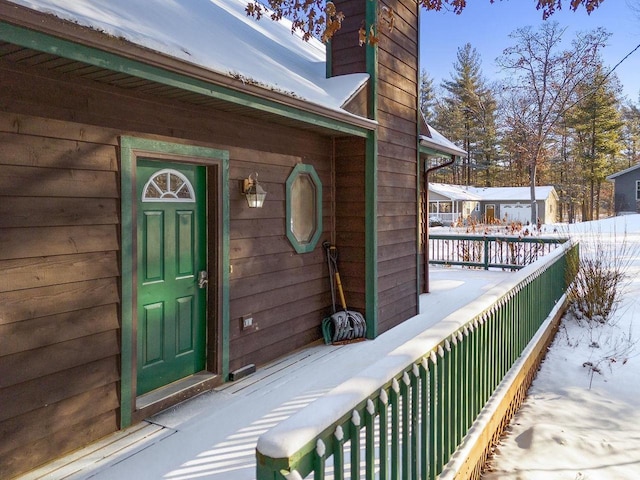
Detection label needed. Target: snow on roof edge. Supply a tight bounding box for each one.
[429,183,557,201]
[7,0,370,120]
[420,123,466,157]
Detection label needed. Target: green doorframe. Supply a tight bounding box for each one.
[119,136,230,428]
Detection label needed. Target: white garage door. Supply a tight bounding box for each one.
[502,203,531,223]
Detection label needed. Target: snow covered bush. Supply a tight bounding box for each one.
[566,227,633,325]
[561,223,639,387]
[567,256,624,324]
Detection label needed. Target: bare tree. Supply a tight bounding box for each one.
[497,22,610,223]
[245,0,606,45]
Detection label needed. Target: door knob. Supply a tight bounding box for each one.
[198,270,208,289]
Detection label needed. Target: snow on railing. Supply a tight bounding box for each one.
[256,241,577,480]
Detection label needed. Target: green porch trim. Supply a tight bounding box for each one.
[325,38,332,79]
[419,144,463,160]
[119,136,230,428]
[364,0,379,337]
[365,130,378,338]
[0,21,371,138]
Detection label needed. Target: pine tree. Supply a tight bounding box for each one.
[419,69,437,123]
[621,99,640,168]
[435,43,497,186]
[565,67,624,220]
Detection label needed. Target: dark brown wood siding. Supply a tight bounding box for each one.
[0,54,339,476]
[0,121,121,479]
[376,0,419,333]
[334,136,367,311]
[227,143,334,372]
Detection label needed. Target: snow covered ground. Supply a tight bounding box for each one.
[484,215,640,480]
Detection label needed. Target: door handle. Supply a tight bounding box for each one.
[198,270,208,289]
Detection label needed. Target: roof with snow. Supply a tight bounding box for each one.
[420,123,467,158]
[6,0,369,115]
[429,183,558,202]
[428,183,481,201]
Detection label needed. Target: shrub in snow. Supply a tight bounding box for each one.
[560,223,639,388]
[567,256,624,324]
[565,227,634,326]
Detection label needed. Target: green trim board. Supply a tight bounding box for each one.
[0,21,372,138]
[364,0,378,338]
[119,136,230,428]
[419,144,461,159]
[365,130,378,339]
[325,38,332,79]
[285,164,323,254]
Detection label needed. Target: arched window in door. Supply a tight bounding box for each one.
[141,168,196,202]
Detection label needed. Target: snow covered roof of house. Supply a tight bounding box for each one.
[429,183,482,201]
[6,0,370,116]
[470,185,557,201]
[429,183,557,202]
[420,123,467,158]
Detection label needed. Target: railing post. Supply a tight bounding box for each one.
[365,399,376,480]
[401,372,411,479]
[456,331,466,443]
[379,389,390,480]
[314,439,326,480]
[334,425,345,480]
[436,344,446,471]
[391,378,401,480]
[350,410,361,480]
[450,335,459,451]
[484,237,489,269]
[411,365,420,480]
[420,358,429,480]
[428,351,437,480]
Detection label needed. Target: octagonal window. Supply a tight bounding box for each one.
[286,164,322,253]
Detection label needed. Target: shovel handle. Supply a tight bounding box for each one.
[335,272,348,311]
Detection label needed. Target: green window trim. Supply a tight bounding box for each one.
[285,164,323,254]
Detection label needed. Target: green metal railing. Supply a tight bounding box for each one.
[429,234,568,270]
[256,241,577,480]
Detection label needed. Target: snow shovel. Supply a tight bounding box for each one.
[322,242,367,344]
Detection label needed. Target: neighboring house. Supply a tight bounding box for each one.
[606,163,640,214]
[0,0,463,477]
[428,184,559,225]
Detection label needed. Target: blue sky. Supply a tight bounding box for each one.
[420,0,640,101]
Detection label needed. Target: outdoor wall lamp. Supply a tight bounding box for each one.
[242,172,267,208]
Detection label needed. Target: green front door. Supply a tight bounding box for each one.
[136,160,207,395]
